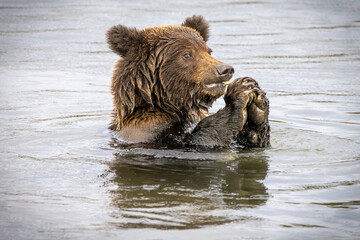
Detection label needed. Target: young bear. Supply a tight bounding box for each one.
[107,15,270,148]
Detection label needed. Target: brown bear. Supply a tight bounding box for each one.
[106,15,270,148]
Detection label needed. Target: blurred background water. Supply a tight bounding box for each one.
[0,0,359,239]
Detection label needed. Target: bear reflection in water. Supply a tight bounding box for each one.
[107,151,269,229]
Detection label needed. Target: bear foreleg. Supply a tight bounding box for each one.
[186,77,269,147]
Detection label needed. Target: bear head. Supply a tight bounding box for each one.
[107,15,234,130]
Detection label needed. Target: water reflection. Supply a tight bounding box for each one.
[108,150,268,229]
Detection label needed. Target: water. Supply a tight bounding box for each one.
[0,0,359,239]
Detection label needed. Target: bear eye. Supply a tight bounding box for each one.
[182,52,192,60]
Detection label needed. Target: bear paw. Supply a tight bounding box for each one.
[225,77,269,125]
[226,77,270,147]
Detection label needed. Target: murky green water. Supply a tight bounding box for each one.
[1,0,359,239]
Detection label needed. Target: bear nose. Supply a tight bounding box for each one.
[216,64,234,77]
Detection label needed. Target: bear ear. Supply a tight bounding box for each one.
[181,15,210,42]
[106,25,141,57]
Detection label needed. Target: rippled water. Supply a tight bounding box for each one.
[1,0,360,239]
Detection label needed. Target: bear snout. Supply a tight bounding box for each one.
[216,64,234,81]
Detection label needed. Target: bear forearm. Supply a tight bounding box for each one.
[186,106,247,147]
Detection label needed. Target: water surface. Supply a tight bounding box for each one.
[0,0,359,239]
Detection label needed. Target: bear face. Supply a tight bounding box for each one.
[153,26,234,110]
[107,15,234,133]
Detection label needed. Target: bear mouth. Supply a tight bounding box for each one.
[203,80,231,99]
[205,80,232,92]
[205,80,231,88]
[198,80,232,111]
